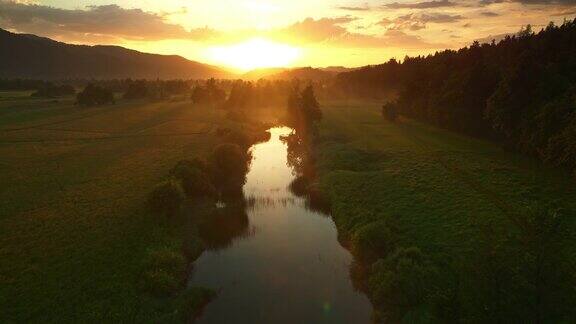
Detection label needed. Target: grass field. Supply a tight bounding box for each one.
[3,92,575,322]
[315,100,576,322]
[0,93,228,322]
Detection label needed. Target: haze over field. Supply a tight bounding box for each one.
[1,0,575,70]
[2,0,576,323]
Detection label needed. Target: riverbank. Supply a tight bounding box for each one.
[314,100,576,322]
[0,93,269,322]
[187,126,372,323]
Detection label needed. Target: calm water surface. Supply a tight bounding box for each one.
[188,127,371,323]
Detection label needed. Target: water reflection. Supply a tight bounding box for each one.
[197,201,253,251]
[188,127,371,323]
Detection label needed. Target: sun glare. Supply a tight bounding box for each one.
[207,38,301,71]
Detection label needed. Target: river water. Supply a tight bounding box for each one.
[188,127,371,323]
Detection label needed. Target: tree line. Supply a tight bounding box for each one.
[336,19,576,174]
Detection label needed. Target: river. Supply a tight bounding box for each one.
[188,126,371,323]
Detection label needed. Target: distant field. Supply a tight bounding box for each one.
[0,93,224,321]
[315,100,576,321]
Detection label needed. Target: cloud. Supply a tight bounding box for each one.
[337,5,371,11]
[478,0,504,5]
[551,7,576,15]
[271,16,445,49]
[382,12,463,30]
[481,0,576,4]
[275,16,357,42]
[514,0,576,4]
[0,1,217,42]
[384,0,457,9]
[480,11,500,16]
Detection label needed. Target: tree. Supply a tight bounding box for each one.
[123,80,148,99]
[300,85,322,123]
[76,84,115,106]
[147,180,186,217]
[382,101,399,122]
[208,144,250,195]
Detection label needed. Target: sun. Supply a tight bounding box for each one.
[207,38,301,71]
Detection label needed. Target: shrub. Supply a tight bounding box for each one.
[142,269,180,297]
[220,129,251,148]
[177,167,216,198]
[148,180,186,217]
[175,288,216,321]
[209,144,250,194]
[171,158,209,174]
[369,247,441,321]
[382,101,399,122]
[76,84,115,106]
[141,246,187,297]
[170,159,216,198]
[123,81,148,100]
[145,247,187,275]
[352,221,398,263]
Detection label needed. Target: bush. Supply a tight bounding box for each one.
[174,166,216,198]
[174,288,216,321]
[220,129,251,148]
[209,144,250,194]
[142,269,180,297]
[148,180,186,217]
[352,221,398,263]
[369,247,441,321]
[170,159,216,198]
[123,81,148,100]
[382,101,399,122]
[76,84,115,106]
[171,158,209,174]
[145,247,187,274]
[141,246,187,297]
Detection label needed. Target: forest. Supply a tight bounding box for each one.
[336,19,576,174]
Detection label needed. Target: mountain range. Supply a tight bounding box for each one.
[0,28,231,80]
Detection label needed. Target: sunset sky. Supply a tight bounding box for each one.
[1,0,575,70]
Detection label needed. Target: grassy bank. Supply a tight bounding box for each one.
[0,92,262,321]
[315,100,576,322]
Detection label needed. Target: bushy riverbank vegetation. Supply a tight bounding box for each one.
[0,88,269,322]
[314,101,576,322]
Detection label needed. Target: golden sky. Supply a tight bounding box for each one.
[1,0,575,70]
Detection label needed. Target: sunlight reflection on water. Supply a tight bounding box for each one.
[188,127,371,323]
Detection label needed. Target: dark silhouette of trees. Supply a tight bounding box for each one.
[208,144,251,196]
[300,85,322,123]
[286,83,322,131]
[335,19,576,173]
[76,84,115,106]
[382,101,399,122]
[191,78,226,105]
[123,80,149,99]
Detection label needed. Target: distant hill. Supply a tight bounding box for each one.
[0,28,232,79]
[243,66,358,81]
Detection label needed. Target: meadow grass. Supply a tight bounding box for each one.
[315,100,576,321]
[0,93,229,321]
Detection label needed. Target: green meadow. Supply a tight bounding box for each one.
[315,100,576,321]
[2,93,575,322]
[0,92,223,322]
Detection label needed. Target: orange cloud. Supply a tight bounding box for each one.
[0,1,218,42]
